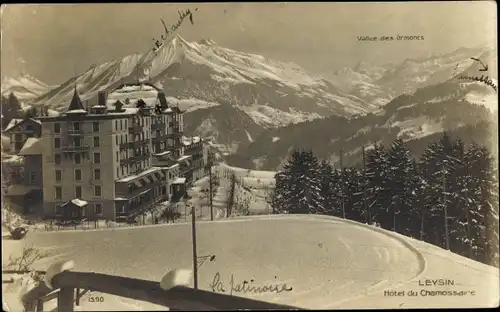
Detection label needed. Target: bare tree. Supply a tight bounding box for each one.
[4,246,47,272]
[226,172,237,217]
[265,182,278,214]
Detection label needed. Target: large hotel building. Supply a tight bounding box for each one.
[4,83,208,221]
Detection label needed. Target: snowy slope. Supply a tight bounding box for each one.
[1,75,55,102]
[4,214,497,310]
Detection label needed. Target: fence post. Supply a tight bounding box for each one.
[75,288,80,306]
[58,287,75,312]
[36,299,43,311]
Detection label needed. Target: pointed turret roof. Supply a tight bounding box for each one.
[67,88,86,112]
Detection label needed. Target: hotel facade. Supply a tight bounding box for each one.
[6,83,208,221]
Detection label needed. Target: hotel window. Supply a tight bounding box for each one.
[54,138,61,148]
[55,170,62,182]
[115,120,118,130]
[74,169,82,181]
[93,152,101,164]
[94,185,102,197]
[95,203,103,215]
[55,154,61,164]
[73,122,80,131]
[55,186,62,200]
[54,123,61,134]
[74,154,81,164]
[55,204,62,215]
[93,136,100,147]
[74,137,82,147]
[29,171,36,184]
[94,169,101,180]
[93,122,99,132]
[75,186,82,198]
[116,167,119,177]
[115,135,119,145]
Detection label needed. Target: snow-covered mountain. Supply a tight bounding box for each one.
[12,40,496,151]
[322,46,495,109]
[30,35,372,127]
[231,78,497,170]
[1,75,55,102]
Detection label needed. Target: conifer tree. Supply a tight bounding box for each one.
[365,144,390,227]
[386,139,419,235]
[276,149,325,214]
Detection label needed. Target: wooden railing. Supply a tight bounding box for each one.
[22,261,302,311]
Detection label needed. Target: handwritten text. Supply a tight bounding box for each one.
[209,272,293,295]
[152,8,198,52]
[458,75,497,92]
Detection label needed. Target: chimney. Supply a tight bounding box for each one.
[98,91,107,106]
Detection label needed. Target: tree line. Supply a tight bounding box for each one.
[1,93,50,129]
[273,133,499,268]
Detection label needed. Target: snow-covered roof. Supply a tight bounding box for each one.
[178,155,191,162]
[63,199,88,207]
[3,118,23,132]
[166,163,180,170]
[18,138,42,156]
[106,83,160,109]
[154,150,171,157]
[172,177,187,184]
[4,118,42,132]
[117,167,162,183]
[106,107,140,116]
[65,109,88,114]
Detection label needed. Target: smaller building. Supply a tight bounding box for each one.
[4,137,44,215]
[59,199,88,221]
[3,117,42,154]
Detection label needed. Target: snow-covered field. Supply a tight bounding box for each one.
[3,214,498,310]
[3,165,498,310]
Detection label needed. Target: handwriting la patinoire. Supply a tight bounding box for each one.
[152,8,198,52]
[209,272,293,295]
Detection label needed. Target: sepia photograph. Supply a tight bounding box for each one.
[1,2,498,310]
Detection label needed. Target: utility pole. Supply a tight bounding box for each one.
[443,162,450,250]
[208,151,214,221]
[339,149,345,219]
[460,146,472,258]
[362,146,371,225]
[191,205,198,289]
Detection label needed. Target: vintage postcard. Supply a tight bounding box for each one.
[1,2,498,311]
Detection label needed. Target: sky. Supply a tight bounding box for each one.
[1,2,497,85]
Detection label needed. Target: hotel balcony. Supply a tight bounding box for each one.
[67,129,84,136]
[10,129,36,135]
[121,139,150,149]
[61,144,90,152]
[120,153,151,165]
[129,123,142,134]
